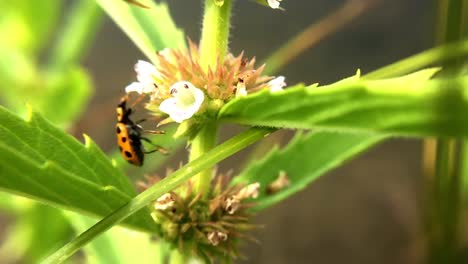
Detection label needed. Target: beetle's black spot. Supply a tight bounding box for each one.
[116,126,121,134]
[121,137,127,143]
[119,146,123,151]
[184,83,189,89]
[124,151,132,158]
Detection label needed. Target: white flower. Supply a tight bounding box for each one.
[154,193,175,210]
[159,81,205,123]
[267,0,282,9]
[268,76,286,92]
[125,60,160,95]
[207,231,228,246]
[224,196,240,214]
[235,182,260,200]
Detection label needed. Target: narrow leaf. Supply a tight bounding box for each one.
[233,131,384,211]
[95,0,185,63]
[0,106,156,232]
[220,70,468,138]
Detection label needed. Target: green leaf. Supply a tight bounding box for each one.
[95,0,186,63]
[0,106,156,232]
[220,69,468,138]
[232,131,384,211]
[66,212,168,264]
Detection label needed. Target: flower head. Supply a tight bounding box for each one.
[124,42,286,126]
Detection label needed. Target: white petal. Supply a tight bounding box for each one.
[125,82,145,94]
[268,76,286,92]
[135,60,159,84]
[159,81,205,123]
[235,82,247,97]
[267,0,281,9]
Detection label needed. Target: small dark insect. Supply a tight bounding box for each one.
[116,96,167,166]
[124,0,149,8]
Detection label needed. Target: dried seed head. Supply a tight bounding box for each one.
[146,174,261,262]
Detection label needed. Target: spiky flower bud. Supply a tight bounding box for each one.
[124,42,286,127]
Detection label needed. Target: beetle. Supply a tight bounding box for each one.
[116,96,166,166]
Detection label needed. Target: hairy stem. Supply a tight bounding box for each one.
[199,0,232,69]
[190,121,219,197]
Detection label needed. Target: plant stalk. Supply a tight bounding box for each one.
[189,121,219,196]
[199,0,232,69]
[425,0,465,263]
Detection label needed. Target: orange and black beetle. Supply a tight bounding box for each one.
[116,97,165,166]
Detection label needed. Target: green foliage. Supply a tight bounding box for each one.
[95,0,186,63]
[220,69,468,138]
[232,131,384,211]
[0,106,156,232]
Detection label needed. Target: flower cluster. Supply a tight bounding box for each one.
[139,174,261,262]
[124,42,286,125]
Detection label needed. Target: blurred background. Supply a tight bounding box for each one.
[0,0,441,263]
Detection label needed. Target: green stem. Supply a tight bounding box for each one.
[48,0,103,69]
[189,121,219,196]
[426,0,465,263]
[429,139,461,264]
[42,127,274,264]
[199,0,232,69]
